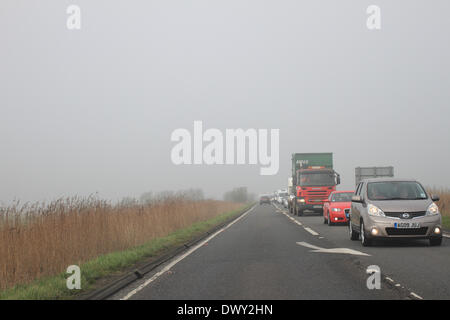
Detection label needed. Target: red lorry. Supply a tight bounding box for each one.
[289,153,341,216]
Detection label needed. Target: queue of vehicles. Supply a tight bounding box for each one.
[260,153,443,247]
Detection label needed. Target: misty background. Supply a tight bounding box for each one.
[1,0,449,203]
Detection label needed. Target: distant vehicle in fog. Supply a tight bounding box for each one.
[349,178,443,247]
[259,195,271,205]
[277,190,288,204]
[323,191,354,226]
[282,197,288,208]
[287,177,294,209]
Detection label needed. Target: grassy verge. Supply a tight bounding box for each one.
[442,215,450,230]
[0,203,252,300]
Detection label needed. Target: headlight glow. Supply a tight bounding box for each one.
[427,203,440,216]
[332,208,341,212]
[367,204,385,217]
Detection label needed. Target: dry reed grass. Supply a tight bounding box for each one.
[0,196,242,290]
[427,187,450,217]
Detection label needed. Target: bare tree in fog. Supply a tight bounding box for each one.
[223,187,255,203]
[140,188,204,205]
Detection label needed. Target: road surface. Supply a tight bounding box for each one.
[112,203,450,300]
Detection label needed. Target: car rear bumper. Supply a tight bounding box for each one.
[329,211,349,223]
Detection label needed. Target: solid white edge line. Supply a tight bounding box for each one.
[120,205,255,300]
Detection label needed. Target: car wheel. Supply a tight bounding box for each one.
[327,213,333,226]
[349,220,359,240]
[430,238,442,246]
[360,221,371,247]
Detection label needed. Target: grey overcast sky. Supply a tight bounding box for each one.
[1,1,449,202]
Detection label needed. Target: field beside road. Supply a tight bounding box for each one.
[428,188,450,229]
[0,196,244,297]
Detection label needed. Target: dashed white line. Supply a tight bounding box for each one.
[304,227,319,236]
[275,205,318,236]
[409,292,424,300]
[384,276,424,299]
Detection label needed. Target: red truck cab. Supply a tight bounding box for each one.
[293,167,340,216]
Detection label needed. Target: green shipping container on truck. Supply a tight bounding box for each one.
[291,153,333,177]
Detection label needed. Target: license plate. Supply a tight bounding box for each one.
[394,222,420,229]
[313,205,322,209]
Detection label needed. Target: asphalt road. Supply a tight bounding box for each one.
[112,203,450,300]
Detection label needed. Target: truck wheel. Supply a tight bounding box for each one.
[349,221,359,240]
[430,238,442,246]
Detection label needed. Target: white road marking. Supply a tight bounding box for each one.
[281,205,423,299]
[443,233,450,238]
[296,241,370,256]
[304,227,319,236]
[410,292,424,300]
[120,205,255,300]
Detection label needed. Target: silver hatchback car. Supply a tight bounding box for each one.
[349,178,442,246]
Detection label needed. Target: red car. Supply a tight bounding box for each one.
[323,191,354,225]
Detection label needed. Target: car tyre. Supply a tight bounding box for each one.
[349,220,359,240]
[360,221,371,247]
[327,213,333,226]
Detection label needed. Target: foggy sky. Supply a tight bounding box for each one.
[1,0,450,203]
